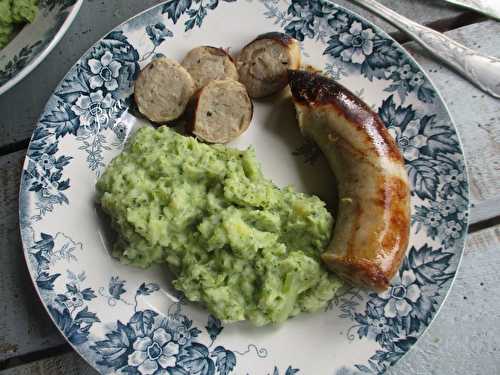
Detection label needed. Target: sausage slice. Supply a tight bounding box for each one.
[182,46,239,91]
[236,32,301,98]
[187,79,253,143]
[134,57,195,123]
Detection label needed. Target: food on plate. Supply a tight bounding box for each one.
[134,57,195,123]
[288,70,411,291]
[186,79,253,143]
[96,126,342,325]
[0,0,38,49]
[181,46,239,91]
[236,32,301,98]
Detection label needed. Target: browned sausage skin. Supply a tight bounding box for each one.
[288,70,411,291]
[254,32,298,47]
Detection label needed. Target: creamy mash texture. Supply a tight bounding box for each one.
[96,126,341,326]
[0,0,38,48]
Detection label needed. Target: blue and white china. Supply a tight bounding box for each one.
[0,0,83,95]
[19,1,469,374]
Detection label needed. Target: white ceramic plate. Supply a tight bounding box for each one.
[0,0,83,95]
[19,1,469,374]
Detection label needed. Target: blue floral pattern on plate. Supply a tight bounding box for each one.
[19,1,468,374]
[0,0,82,94]
[263,0,435,103]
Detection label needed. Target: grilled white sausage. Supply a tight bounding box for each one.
[186,79,253,144]
[236,32,301,98]
[288,70,411,291]
[134,57,195,123]
[182,46,239,91]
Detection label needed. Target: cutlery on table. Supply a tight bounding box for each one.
[444,0,500,21]
[350,0,500,99]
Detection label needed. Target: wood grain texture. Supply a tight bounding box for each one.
[0,0,465,149]
[0,351,96,375]
[0,151,65,362]
[388,225,500,374]
[470,196,500,225]
[405,20,500,222]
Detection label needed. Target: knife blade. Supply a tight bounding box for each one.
[444,0,500,21]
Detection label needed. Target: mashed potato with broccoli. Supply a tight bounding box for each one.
[0,0,38,48]
[96,126,342,326]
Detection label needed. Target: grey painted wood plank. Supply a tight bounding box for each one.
[470,197,500,224]
[0,351,97,375]
[0,0,465,149]
[405,20,500,221]
[0,151,66,362]
[388,224,500,375]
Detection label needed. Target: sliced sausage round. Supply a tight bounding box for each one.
[181,46,239,91]
[187,79,253,144]
[236,32,301,98]
[134,57,195,123]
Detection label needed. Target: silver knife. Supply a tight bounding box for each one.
[444,0,500,21]
[350,0,500,99]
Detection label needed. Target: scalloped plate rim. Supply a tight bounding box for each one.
[18,1,470,374]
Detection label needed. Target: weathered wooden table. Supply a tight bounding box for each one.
[1,1,499,374]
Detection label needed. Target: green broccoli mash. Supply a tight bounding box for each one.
[0,0,38,49]
[96,126,342,326]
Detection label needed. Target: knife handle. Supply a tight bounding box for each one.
[351,0,500,98]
